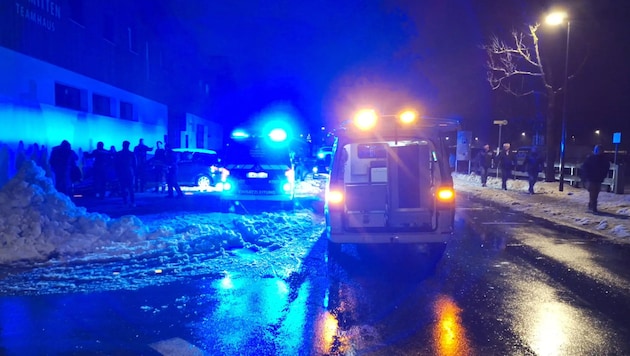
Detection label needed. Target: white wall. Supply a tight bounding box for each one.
[0,46,167,152]
[181,112,223,150]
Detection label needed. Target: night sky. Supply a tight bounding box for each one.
[152,0,630,148]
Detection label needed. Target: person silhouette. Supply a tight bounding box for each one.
[115,140,137,207]
[164,144,183,198]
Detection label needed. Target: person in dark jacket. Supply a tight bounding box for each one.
[164,144,183,198]
[496,142,515,190]
[115,140,137,207]
[133,138,153,192]
[152,141,166,192]
[49,140,78,196]
[475,144,494,187]
[580,145,611,213]
[524,146,544,194]
[85,141,112,199]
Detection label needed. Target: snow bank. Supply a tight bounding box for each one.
[0,161,152,264]
[0,160,326,268]
[453,172,630,242]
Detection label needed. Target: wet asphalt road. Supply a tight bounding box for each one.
[325,194,630,354]
[1,192,630,355]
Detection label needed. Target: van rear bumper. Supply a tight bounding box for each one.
[221,194,293,201]
[327,229,452,244]
[325,209,454,244]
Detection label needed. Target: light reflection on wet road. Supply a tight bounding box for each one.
[1,194,630,355]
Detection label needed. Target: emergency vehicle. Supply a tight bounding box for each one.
[218,126,295,211]
[324,109,459,260]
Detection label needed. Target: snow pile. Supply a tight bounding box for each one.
[453,172,630,242]
[0,160,325,270]
[295,176,327,198]
[0,161,155,264]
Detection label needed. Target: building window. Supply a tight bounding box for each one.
[93,93,112,117]
[55,83,83,111]
[68,0,84,25]
[128,26,138,53]
[103,14,115,43]
[120,101,135,121]
[196,124,205,148]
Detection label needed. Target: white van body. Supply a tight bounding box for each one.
[324,116,459,253]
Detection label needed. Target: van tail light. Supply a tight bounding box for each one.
[436,187,455,204]
[327,189,344,205]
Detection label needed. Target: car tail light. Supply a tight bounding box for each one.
[285,168,295,183]
[221,168,230,182]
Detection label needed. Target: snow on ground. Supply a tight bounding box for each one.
[453,172,630,241]
[1,160,628,295]
[0,162,325,294]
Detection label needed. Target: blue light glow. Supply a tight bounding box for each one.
[0,101,165,152]
[268,128,288,142]
[231,129,250,139]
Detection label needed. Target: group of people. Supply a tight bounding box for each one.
[475,143,611,213]
[49,138,184,206]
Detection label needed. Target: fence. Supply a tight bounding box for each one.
[459,160,625,194]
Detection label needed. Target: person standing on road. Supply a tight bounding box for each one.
[49,140,78,196]
[133,138,153,193]
[115,140,137,207]
[475,143,494,187]
[496,142,515,190]
[524,146,544,194]
[152,141,166,193]
[85,141,111,199]
[164,144,183,198]
[580,144,611,213]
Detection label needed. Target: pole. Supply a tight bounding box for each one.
[558,21,571,191]
[496,124,502,178]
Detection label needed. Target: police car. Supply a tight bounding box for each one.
[217,127,295,211]
[324,109,459,261]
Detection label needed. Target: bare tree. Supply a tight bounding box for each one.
[482,23,562,182]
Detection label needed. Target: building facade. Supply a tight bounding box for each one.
[0,0,222,152]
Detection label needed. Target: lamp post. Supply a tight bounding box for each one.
[546,11,571,191]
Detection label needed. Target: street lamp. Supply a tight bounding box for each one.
[546,11,571,191]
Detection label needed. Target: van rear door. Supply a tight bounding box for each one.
[339,141,436,233]
[386,144,436,230]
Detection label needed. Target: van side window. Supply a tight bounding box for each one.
[357,144,387,159]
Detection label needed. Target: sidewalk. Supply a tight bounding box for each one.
[452,173,630,242]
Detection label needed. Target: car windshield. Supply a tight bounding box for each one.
[172,150,218,165]
[224,139,291,166]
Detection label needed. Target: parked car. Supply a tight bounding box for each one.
[316,146,333,161]
[314,145,333,176]
[176,148,222,188]
[150,148,221,188]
